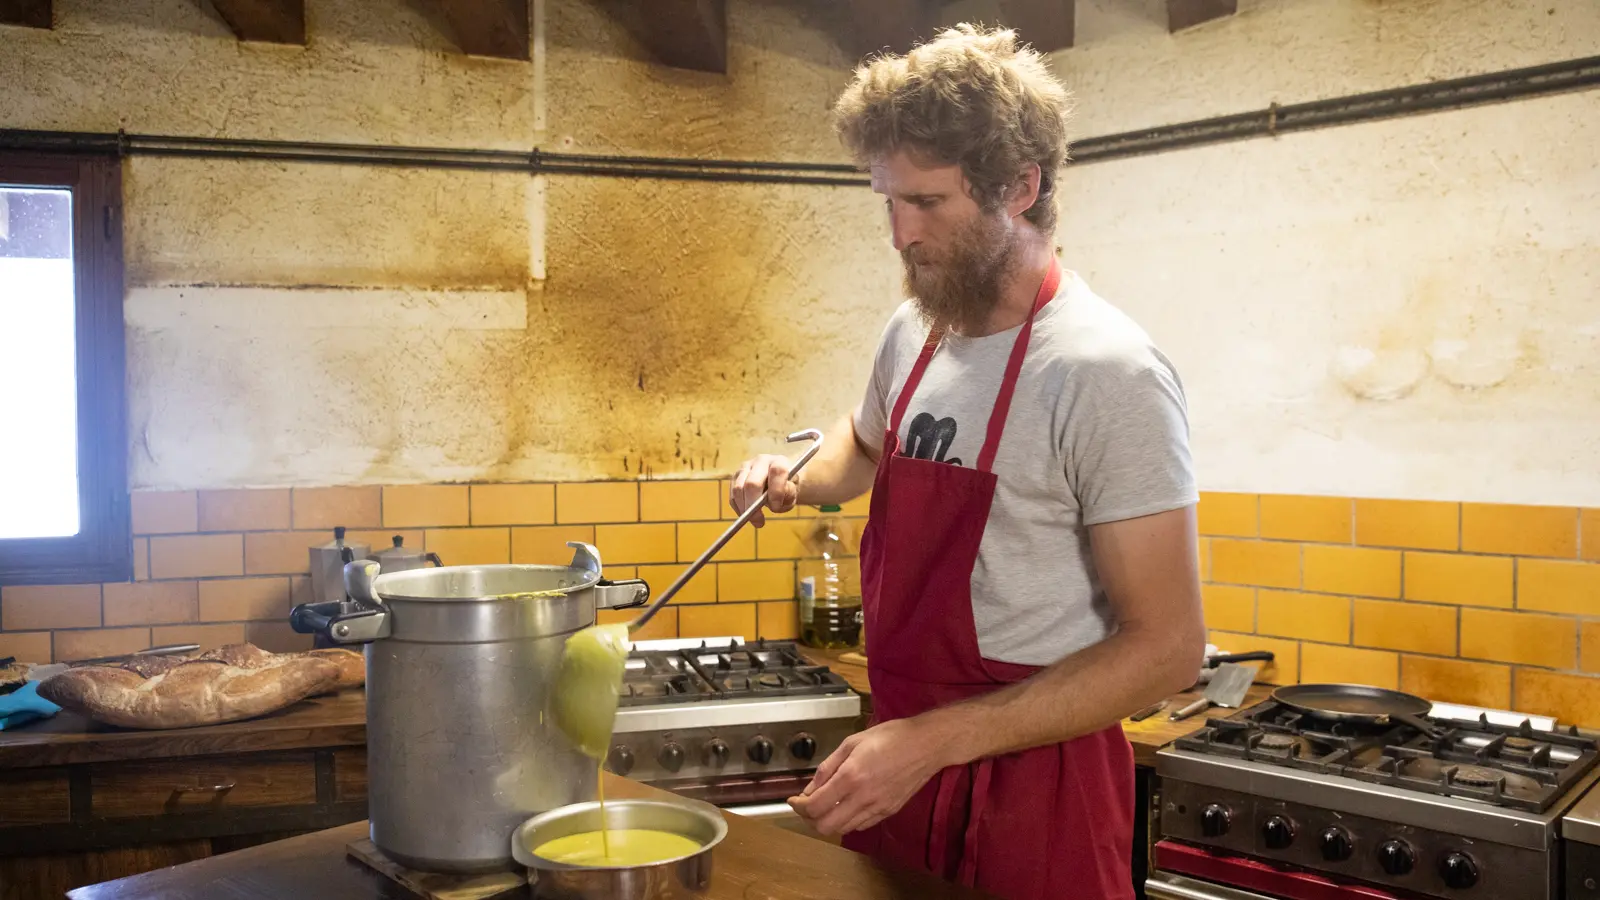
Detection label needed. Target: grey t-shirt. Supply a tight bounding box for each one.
[853,268,1198,666]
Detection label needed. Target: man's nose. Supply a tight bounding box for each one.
[890,209,919,253]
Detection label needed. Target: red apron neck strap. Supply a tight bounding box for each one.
[887,258,1063,468]
[976,257,1060,472]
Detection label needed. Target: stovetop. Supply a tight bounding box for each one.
[1173,699,1600,813]
[619,639,853,707]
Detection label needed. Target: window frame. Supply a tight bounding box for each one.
[0,150,131,585]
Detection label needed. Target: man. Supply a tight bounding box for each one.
[727,23,1206,900]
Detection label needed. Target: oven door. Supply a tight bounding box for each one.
[1151,840,1410,900]
[1146,871,1281,900]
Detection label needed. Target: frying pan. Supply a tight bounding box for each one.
[1272,683,1441,738]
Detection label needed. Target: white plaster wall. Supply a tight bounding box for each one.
[1050,0,1600,505]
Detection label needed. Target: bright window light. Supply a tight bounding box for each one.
[0,187,81,539]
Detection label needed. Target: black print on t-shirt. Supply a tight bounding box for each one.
[904,412,963,467]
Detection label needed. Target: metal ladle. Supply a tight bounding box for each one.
[626,427,824,633]
[551,428,825,758]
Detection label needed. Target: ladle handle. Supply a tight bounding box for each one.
[630,428,825,632]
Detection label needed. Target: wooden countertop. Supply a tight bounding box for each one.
[66,773,997,900]
[3,650,1273,773]
[796,647,1276,768]
[0,687,366,769]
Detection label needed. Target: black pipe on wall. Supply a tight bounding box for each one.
[1,54,1595,184]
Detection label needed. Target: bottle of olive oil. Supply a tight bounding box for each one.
[796,506,863,650]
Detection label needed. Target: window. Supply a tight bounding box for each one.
[0,151,130,584]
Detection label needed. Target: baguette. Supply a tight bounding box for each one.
[37,649,340,729]
[193,643,365,691]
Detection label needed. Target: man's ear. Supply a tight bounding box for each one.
[1006,163,1042,219]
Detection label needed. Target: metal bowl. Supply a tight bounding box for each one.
[511,798,728,899]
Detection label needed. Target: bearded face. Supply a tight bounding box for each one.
[901,205,1018,336]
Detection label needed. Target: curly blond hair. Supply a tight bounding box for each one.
[832,24,1075,233]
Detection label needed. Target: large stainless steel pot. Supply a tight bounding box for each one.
[288,542,649,874]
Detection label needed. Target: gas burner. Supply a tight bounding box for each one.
[1255,734,1297,751]
[1451,765,1504,788]
[1505,736,1538,751]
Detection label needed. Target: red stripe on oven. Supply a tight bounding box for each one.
[1155,840,1413,900]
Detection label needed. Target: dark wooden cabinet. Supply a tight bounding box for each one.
[0,691,368,900]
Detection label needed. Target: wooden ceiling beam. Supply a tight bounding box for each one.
[633,0,726,74]
[0,0,51,29]
[429,0,529,60]
[997,0,1075,53]
[846,0,938,62]
[1167,0,1236,32]
[208,0,305,45]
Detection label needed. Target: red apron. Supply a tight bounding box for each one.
[840,259,1136,900]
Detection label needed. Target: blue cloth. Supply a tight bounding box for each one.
[0,681,61,730]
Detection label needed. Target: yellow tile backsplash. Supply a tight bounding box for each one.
[3,484,1594,723]
[469,484,555,526]
[1256,590,1349,644]
[1210,539,1300,588]
[1354,499,1459,551]
[1199,584,1254,633]
[1351,599,1456,656]
[1516,558,1600,616]
[1301,643,1399,690]
[1258,494,1351,544]
[1461,502,1578,558]
[383,485,470,528]
[1302,545,1401,598]
[1402,551,1514,608]
[1197,492,1257,537]
[1460,608,1576,670]
[292,486,382,530]
[593,523,677,564]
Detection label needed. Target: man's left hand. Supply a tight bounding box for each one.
[787,717,950,836]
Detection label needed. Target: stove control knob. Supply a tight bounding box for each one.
[607,745,634,777]
[1439,851,1479,889]
[658,742,685,773]
[1319,826,1353,862]
[1378,839,1415,876]
[1262,815,1295,850]
[790,734,818,761]
[748,736,774,765]
[1200,804,1232,837]
[702,739,730,768]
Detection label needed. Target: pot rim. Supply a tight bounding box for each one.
[510,798,728,872]
[369,562,601,603]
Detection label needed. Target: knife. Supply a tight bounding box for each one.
[26,644,200,682]
[1129,700,1167,722]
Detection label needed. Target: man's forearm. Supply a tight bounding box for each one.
[793,412,879,507]
[915,622,1201,766]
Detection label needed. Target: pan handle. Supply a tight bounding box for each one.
[1206,651,1275,667]
[1394,711,1444,739]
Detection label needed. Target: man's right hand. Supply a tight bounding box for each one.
[729,454,800,528]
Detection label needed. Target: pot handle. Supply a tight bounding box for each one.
[425,552,443,567]
[286,560,392,644]
[596,578,650,610]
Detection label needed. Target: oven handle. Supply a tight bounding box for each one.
[1145,871,1280,900]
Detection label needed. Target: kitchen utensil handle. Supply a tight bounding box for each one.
[630,428,824,631]
[1129,700,1166,722]
[1207,651,1275,667]
[1169,698,1210,721]
[75,644,200,665]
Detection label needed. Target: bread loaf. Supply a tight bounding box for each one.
[304,648,365,689]
[36,648,341,729]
